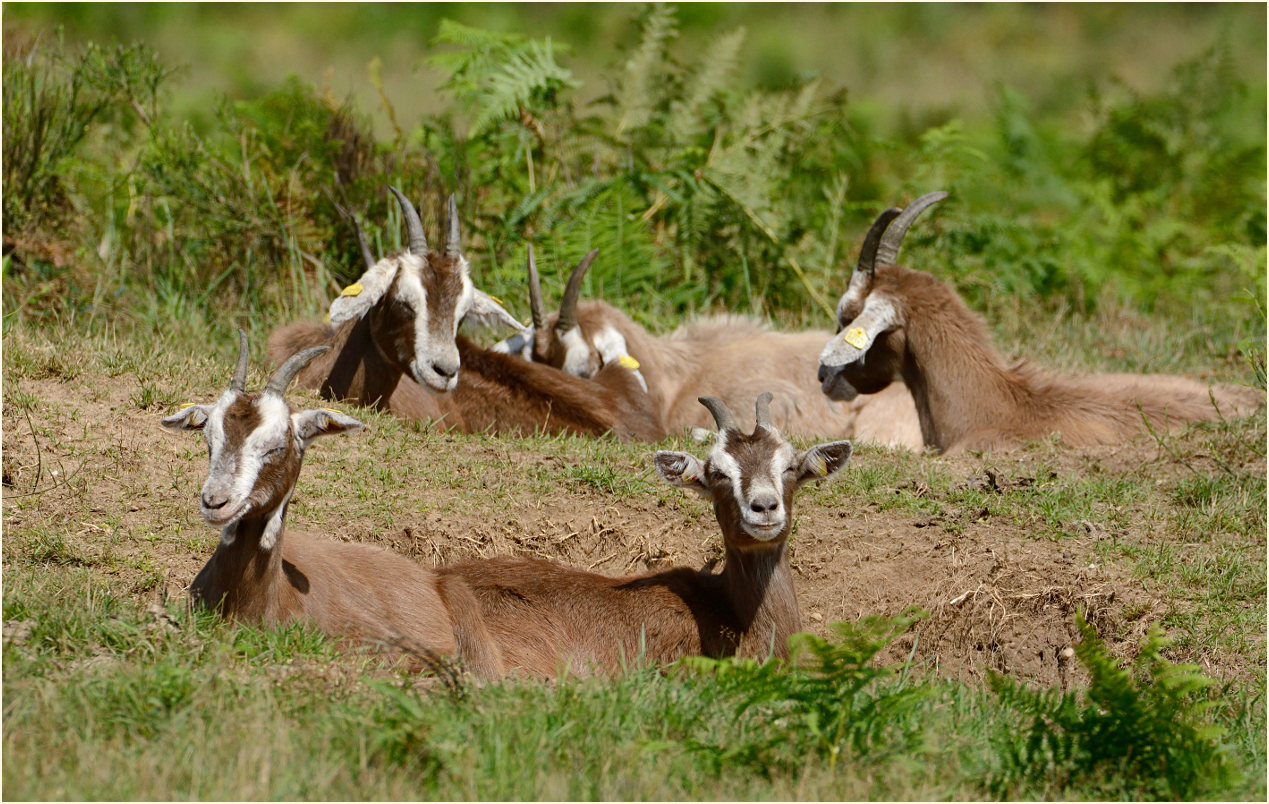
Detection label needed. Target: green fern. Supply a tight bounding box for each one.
[612,3,678,140]
[987,614,1236,800]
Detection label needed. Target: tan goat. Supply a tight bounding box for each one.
[818,191,1265,453]
[490,247,922,447]
[162,332,503,680]
[438,393,854,676]
[267,189,664,441]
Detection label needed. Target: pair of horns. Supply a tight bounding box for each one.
[341,187,462,268]
[229,329,328,397]
[698,392,772,433]
[526,245,599,332]
[854,190,948,279]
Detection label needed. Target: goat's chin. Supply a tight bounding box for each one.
[819,368,859,402]
[411,365,458,393]
[202,500,249,528]
[741,520,787,541]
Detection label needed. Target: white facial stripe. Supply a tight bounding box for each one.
[820,293,899,368]
[836,271,871,322]
[560,326,593,376]
[454,269,475,328]
[708,434,745,510]
[200,393,292,537]
[592,326,629,365]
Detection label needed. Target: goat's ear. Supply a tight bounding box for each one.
[161,404,212,432]
[292,407,364,446]
[795,440,853,487]
[464,289,530,334]
[489,330,533,359]
[329,258,399,325]
[654,451,710,497]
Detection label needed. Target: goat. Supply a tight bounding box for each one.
[817,191,1266,453]
[266,190,664,441]
[490,247,923,447]
[162,331,504,680]
[437,393,854,676]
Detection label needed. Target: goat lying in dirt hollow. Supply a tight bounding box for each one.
[267,188,663,441]
[489,244,922,448]
[818,191,1265,454]
[437,393,853,677]
[162,332,504,681]
[165,342,848,679]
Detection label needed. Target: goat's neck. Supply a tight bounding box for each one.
[319,316,406,410]
[894,276,1027,451]
[192,506,295,624]
[717,541,799,659]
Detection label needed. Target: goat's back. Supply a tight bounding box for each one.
[440,555,736,677]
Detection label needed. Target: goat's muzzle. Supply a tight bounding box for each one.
[818,363,859,402]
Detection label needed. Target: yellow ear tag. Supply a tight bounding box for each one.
[842,327,868,349]
[340,283,363,297]
[618,355,641,370]
[324,312,331,324]
[488,295,504,306]
[681,470,697,483]
[179,402,195,410]
[321,408,343,415]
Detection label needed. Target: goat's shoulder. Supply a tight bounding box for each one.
[267,319,338,366]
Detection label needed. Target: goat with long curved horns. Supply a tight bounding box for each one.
[818,191,1265,453]
[489,245,922,447]
[268,189,664,440]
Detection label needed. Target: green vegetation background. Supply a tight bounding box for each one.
[3,4,1266,800]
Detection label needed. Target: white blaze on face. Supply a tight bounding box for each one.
[709,431,796,540]
[559,325,594,377]
[819,294,900,369]
[200,392,293,543]
[398,257,468,393]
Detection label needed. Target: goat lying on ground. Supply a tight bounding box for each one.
[491,246,922,447]
[267,189,663,441]
[162,332,502,680]
[438,393,854,676]
[818,191,1265,454]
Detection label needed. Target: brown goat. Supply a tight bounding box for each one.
[490,248,922,447]
[267,191,664,441]
[162,332,504,679]
[818,192,1265,453]
[437,393,854,676]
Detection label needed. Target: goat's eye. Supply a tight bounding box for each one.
[263,446,285,460]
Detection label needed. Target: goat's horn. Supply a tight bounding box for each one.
[526,245,546,331]
[444,194,462,258]
[698,396,737,432]
[856,207,902,280]
[230,328,250,393]
[556,248,599,333]
[873,191,948,269]
[388,186,427,256]
[754,392,773,429]
[265,346,329,397]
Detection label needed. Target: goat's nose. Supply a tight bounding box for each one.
[749,495,780,514]
[431,359,459,380]
[817,363,833,383]
[202,492,229,510]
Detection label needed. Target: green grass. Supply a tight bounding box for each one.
[2,6,1265,800]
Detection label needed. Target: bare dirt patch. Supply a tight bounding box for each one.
[3,365,1256,689]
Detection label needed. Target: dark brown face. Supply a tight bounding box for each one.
[819,267,909,401]
[367,252,474,392]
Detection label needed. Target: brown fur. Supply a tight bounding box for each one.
[266,317,664,441]
[539,301,922,447]
[437,426,811,678]
[838,265,1265,453]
